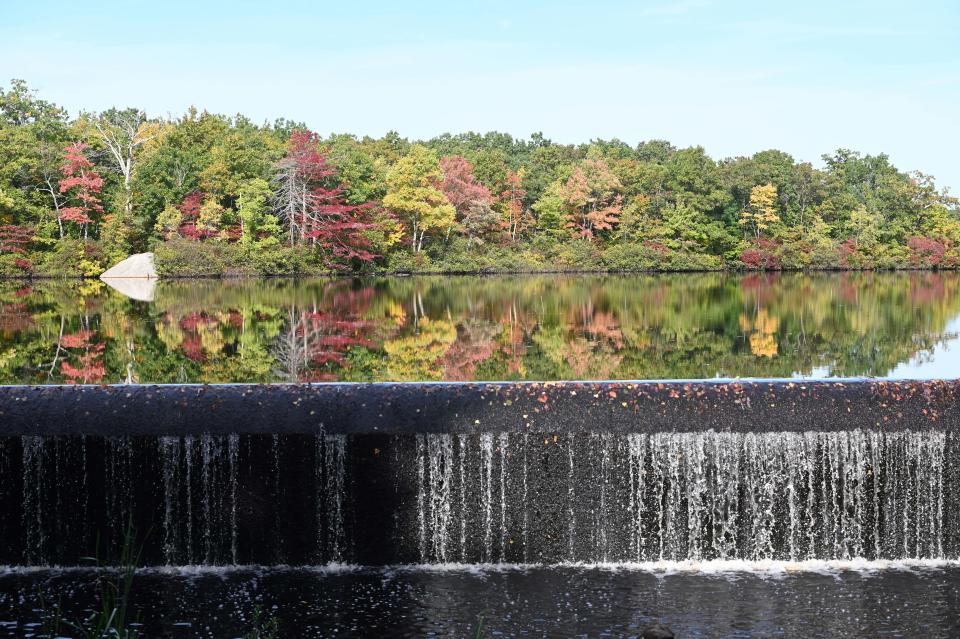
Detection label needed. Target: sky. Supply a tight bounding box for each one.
[2,0,958,191]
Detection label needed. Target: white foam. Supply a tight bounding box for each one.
[3,558,959,578]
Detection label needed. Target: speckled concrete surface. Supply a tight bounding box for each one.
[1,379,958,435]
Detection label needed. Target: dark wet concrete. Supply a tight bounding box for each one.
[1,379,959,436]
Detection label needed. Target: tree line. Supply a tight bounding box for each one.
[1,79,957,276]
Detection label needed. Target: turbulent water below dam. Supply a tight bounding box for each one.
[4,563,960,637]
[2,429,958,566]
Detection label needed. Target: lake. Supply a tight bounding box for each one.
[2,271,960,385]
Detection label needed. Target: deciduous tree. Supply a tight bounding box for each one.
[273,130,377,263]
[439,156,499,246]
[739,183,779,239]
[561,159,623,239]
[58,142,104,240]
[383,145,455,253]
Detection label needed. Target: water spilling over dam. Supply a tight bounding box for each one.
[2,381,960,637]
[1,427,958,566]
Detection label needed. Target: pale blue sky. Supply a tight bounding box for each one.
[2,0,958,191]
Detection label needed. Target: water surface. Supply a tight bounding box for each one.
[3,564,960,638]
[2,272,960,384]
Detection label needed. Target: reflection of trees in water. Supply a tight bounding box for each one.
[3,272,960,383]
[443,319,499,381]
[273,284,382,382]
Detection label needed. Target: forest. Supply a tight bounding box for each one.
[1,79,958,277]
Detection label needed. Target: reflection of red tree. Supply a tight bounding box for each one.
[741,273,782,305]
[444,321,498,381]
[564,338,622,379]
[180,311,216,332]
[498,304,533,376]
[60,330,105,383]
[836,274,859,305]
[0,301,33,333]
[175,312,218,361]
[565,300,624,378]
[571,301,623,347]
[274,284,382,381]
[180,336,206,362]
[909,273,945,307]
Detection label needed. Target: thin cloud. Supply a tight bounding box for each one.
[638,0,710,17]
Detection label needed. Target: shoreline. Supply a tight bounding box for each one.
[0,265,956,282]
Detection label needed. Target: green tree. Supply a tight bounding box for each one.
[383,145,455,253]
[237,178,280,247]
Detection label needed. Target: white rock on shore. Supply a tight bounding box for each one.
[100,252,158,302]
[100,252,158,279]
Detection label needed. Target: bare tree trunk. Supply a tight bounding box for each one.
[94,110,155,223]
[42,177,64,239]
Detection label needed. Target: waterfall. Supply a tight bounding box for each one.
[410,430,954,563]
[4,429,957,566]
[160,435,240,565]
[318,434,346,563]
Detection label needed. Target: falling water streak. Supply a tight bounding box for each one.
[627,434,643,560]
[315,435,324,562]
[325,434,346,562]
[804,432,818,560]
[499,432,509,560]
[271,434,282,562]
[869,431,882,558]
[183,435,194,563]
[480,433,493,562]
[428,435,453,562]
[567,436,576,561]
[201,435,216,564]
[416,435,426,562]
[522,433,529,563]
[228,434,239,564]
[458,434,468,563]
[936,433,945,558]
[785,435,799,560]
[21,436,44,565]
[596,434,608,561]
[8,429,953,567]
[160,436,180,564]
[685,433,706,562]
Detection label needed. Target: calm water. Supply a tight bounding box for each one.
[3,564,960,637]
[1,272,960,385]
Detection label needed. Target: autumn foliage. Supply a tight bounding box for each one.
[908,236,948,267]
[58,142,103,236]
[59,330,106,383]
[275,131,376,264]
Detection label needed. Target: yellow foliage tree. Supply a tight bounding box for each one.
[740,183,779,239]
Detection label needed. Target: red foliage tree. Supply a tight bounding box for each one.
[740,238,780,270]
[176,191,219,240]
[439,156,492,213]
[58,142,103,240]
[907,236,947,267]
[0,225,33,272]
[274,131,377,265]
[500,170,530,242]
[837,238,859,269]
[439,156,501,245]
